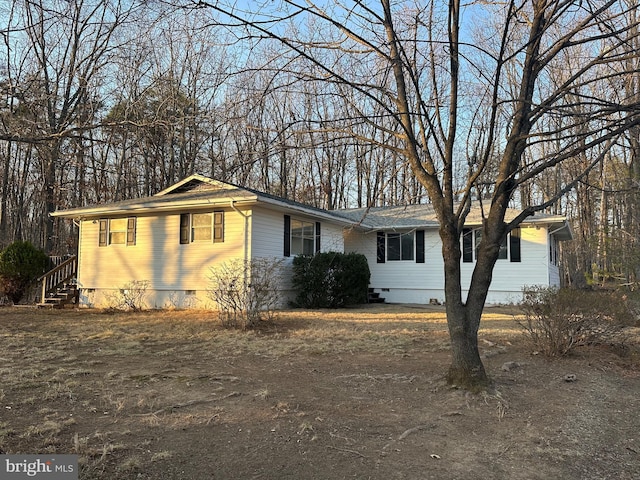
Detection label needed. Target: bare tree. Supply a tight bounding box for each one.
[0,0,140,252]
[188,0,640,389]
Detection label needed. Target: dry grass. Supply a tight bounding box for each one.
[2,305,638,479]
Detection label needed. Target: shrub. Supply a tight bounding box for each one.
[292,252,370,308]
[0,241,49,304]
[207,258,284,329]
[517,286,635,357]
[104,280,150,311]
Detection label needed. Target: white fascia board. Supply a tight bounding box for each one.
[51,197,257,219]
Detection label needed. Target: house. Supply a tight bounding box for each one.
[339,205,572,305]
[50,174,572,308]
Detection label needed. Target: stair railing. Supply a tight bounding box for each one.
[38,256,78,302]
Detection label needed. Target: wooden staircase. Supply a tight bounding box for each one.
[36,256,79,309]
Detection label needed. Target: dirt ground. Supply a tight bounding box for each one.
[1,305,639,480]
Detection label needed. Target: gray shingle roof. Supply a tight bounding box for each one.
[338,204,568,230]
[52,175,570,239]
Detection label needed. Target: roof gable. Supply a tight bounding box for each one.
[154,174,242,196]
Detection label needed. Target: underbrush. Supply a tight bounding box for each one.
[517,287,637,357]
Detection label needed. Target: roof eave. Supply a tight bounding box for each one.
[255,195,358,226]
[51,197,258,219]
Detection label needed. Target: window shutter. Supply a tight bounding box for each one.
[284,215,291,257]
[126,217,136,246]
[462,228,473,263]
[376,231,385,263]
[315,222,321,253]
[99,219,108,247]
[416,230,425,263]
[213,211,224,243]
[510,228,521,262]
[179,214,190,244]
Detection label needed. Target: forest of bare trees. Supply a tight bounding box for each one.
[0,0,638,293]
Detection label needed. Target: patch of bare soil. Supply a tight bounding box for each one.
[1,306,639,479]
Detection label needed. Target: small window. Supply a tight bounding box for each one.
[180,212,224,244]
[99,217,136,247]
[291,219,315,256]
[283,216,321,257]
[192,213,213,241]
[462,229,473,263]
[109,218,127,244]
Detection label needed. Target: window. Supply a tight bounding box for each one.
[283,215,320,257]
[180,212,224,244]
[387,232,414,261]
[462,227,520,263]
[109,218,127,244]
[376,230,425,263]
[99,218,136,246]
[291,219,315,255]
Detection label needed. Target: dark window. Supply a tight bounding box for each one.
[384,232,415,262]
[387,233,401,261]
[462,228,473,263]
[462,227,521,262]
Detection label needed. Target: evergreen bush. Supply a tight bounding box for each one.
[0,241,49,304]
[292,252,370,308]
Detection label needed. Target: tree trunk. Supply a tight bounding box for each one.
[42,143,59,253]
[445,300,489,391]
[441,221,491,390]
[0,140,12,248]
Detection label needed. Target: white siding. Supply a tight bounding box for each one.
[77,205,347,309]
[347,225,553,305]
[251,206,346,304]
[251,207,345,258]
[77,207,250,308]
[461,226,551,303]
[344,228,445,304]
